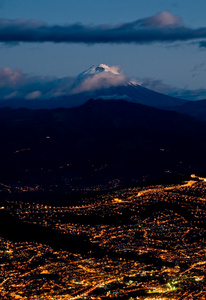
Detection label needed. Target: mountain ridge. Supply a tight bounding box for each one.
[0,98,205,190]
[0,64,188,110]
[174,98,206,120]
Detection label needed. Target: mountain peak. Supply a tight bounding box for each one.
[78,64,121,78]
[97,64,120,75]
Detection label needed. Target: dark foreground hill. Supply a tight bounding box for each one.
[174,98,206,121]
[0,99,206,189]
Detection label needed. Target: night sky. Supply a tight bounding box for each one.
[0,0,206,100]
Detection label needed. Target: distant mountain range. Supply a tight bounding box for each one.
[1,64,206,122]
[0,64,187,110]
[174,99,206,121]
[1,99,206,190]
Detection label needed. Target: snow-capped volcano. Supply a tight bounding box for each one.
[78,64,122,78]
[68,64,186,108]
[71,64,128,94]
[0,64,188,109]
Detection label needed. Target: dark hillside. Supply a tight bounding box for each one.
[0,99,205,188]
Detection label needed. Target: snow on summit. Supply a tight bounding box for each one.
[96,64,120,75]
[71,64,127,94]
[78,64,122,78]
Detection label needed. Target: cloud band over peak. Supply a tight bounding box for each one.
[0,11,206,46]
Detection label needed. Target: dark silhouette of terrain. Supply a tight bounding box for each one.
[0,210,100,255]
[0,99,206,188]
[175,98,206,121]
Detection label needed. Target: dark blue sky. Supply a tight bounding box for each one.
[0,0,206,100]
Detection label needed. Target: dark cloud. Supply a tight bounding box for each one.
[0,11,206,45]
[138,77,175,95]
[169,88,206,101]
[138,77,206,101]
[199,41,206,48]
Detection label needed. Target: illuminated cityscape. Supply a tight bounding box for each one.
[1,2,206,299]
[0,175,205,299]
